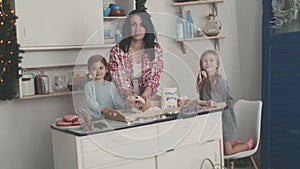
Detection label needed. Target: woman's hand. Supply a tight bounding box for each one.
[141,86,152,112]
[141,96,151,112]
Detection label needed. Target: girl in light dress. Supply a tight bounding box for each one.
[195,50,254,155]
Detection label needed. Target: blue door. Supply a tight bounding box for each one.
[262,0,300,168]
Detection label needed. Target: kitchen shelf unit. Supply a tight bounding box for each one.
[19,64,87,100]
[18,90,84,100]
[173,0,225,53]
[102,0,135,44]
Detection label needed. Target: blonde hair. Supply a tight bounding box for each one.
[196,50,221,93]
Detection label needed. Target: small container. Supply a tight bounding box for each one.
[21,72,35,96]
[204,13,222,36]
[103,7,111,17]
[115,33,122,43]
[53,75,67,92]
[34,71,50,94]
[104,29,111,38]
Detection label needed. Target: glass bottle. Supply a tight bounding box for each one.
[186,10,194,38]
[176,9,184,39]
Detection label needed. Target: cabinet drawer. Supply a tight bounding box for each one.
[80,124,157,153]
[81,141,158,169]
[102,158,156,169]
[81,149,125,169]
[157,140,223,169]
[157,112,222,151]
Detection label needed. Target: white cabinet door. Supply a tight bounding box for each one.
[15,0,103,48]
[156,141,223,169]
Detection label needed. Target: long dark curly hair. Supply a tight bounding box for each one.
[119,9,158,61]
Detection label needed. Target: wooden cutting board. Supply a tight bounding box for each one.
[102,107,181,122]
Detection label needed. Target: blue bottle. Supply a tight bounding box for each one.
[176,10,184,39]
[186,10,194,38]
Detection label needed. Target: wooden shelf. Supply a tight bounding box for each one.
[174,0,223,16]
[173,0,224,6]
[177,35,225,53]
[20,44,114,51]
[22,64,87,71]
[176,35,225,42]
[104,16,126,20]
[18,90,84,100]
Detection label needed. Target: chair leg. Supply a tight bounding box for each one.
[250,156,258,169]
[230,160,234,169]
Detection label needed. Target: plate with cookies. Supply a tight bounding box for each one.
[52,115,83,130]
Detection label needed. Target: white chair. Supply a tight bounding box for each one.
[224,99,263,169]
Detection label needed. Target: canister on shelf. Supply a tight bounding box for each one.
[34,70,50,94]
[21,72,35,96]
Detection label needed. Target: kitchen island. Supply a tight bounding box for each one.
[51,107,224,169]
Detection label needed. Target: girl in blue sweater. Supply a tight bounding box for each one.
[84,55,125,119]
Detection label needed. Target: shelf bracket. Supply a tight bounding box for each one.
[180,41,187,53]
[215,39,220,51]
[213,2,218,16]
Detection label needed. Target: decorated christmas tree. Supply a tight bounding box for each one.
[0,0,23,100]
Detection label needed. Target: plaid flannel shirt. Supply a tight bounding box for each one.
[109,43,163,98]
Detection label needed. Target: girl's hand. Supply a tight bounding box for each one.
[196,99,210,106]
[208,100,227,108]
[208,100,217,107]
[125,95,136,108]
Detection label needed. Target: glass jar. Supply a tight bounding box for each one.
[203,13,222,36]
[53,75,67,92]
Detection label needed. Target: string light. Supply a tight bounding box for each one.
[0,0,24,100]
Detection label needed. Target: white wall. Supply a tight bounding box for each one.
[236,0,262,100]
[0,1,262,169]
